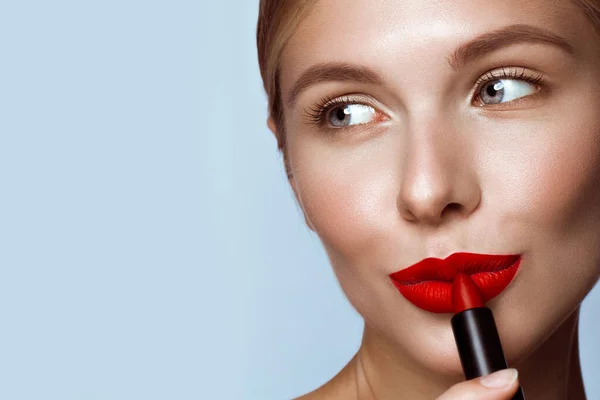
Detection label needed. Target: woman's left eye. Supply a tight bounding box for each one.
[327,103,377,127]
[477,79,538,105]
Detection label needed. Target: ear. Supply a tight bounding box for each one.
[266,117,282,153]
[266,116,316,232]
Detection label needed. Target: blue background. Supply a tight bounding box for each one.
[1,1,598,399]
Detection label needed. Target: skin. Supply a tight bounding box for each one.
[268,0,600,398]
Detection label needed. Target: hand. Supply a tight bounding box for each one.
[436,369,520,400]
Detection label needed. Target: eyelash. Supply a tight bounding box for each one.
[305,67,546,127]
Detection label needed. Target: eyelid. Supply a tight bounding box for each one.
[473,66,544,87]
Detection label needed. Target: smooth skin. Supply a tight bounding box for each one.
[268,0,600,398]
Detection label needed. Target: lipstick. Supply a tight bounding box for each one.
[451,273,525,399]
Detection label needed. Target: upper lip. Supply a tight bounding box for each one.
[389,252,521,284]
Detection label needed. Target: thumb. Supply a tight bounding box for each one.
[436,369,520,400]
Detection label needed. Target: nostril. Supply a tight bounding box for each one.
[444,203,463,216]
[448,203,462,211]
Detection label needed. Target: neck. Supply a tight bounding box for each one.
[353,307,586,400]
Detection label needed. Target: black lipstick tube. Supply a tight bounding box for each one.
[451,307,525,399]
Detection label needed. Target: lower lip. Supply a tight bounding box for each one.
[390,258,521,313]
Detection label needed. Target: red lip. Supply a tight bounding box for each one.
[389,253,521,313]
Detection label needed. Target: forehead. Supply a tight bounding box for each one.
[280,0,586,91]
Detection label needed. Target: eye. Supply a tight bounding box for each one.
[327,104,377,127]
[478,79,538,105]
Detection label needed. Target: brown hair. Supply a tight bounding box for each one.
[256,0,600,155]
[575,0,600,28]
[256,0,317,158]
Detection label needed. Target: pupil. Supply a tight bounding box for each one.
[336,108,348,121]
[486,83,498,97]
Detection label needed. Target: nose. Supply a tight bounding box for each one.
[397,121,481,226]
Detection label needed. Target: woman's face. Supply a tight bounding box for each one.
[273,0,600,375]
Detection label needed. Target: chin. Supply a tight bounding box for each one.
[358,287,542,378]
[376,286,575,378]
[404,328,467,377]
[359,302,465,376]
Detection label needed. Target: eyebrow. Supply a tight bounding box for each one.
[286,24,574,107]
[286,62,382,107]
[447,24,574,69]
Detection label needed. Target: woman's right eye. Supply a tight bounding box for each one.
[327,103,377,127]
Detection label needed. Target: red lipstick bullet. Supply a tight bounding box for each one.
[451,273,525,399]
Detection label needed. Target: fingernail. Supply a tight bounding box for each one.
[480,369,518,388]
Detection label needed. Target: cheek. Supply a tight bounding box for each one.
[489,119,600,232]
[289,139,397,261]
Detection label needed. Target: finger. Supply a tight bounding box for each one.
[436,369,520,400]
